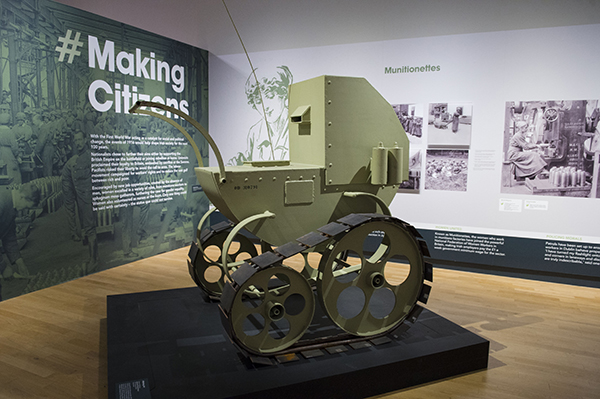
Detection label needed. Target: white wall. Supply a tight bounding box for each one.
[55,0,600,55]
[209,24,600,243]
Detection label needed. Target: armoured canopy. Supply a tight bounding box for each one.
[193,76,410,246]
[289,76,409,185]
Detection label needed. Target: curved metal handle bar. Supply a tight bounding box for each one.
[129,101,227,183]
[343,191,392,216]
[221,211,276,280]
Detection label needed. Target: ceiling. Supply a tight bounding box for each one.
[54,0,600,55]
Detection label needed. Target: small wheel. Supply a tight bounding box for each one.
[227,265,315,355]
[190,230,258,297]
[317,218,425,336]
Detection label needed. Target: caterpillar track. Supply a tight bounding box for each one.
[188,213,432,357]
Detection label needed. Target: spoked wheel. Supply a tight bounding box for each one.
[189,230,258,297]
[226,265,315,355]
[317,218,426,336]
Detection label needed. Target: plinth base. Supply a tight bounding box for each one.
[107,287,489,399]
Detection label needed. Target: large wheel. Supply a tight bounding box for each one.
[226,265,315,355]
[317,218,425,336]
[190,230,258,297]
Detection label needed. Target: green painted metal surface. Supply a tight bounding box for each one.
[195,76,409,246]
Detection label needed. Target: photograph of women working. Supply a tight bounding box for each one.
[501,100,599,198]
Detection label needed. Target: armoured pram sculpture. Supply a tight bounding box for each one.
[130,75,432,357]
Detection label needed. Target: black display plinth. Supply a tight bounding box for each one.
[107,287,489,399]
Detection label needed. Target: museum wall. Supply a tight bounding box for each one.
[0,0,209,301]
[208,25,600,287]
[6,0,599,293]
[51,0,600,56]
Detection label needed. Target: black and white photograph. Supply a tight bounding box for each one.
[501,100,599,197]
[397,148,422,192]
[424,149,469,191]
[393,103,424,146]
[393,103,424,192]
[427,102,472,147]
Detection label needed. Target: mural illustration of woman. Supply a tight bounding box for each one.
[229,65,293,165]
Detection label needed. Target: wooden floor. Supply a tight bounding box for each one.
[0,246,599,399]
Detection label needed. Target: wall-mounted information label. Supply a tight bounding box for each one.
[472,150,497,171]
[524,200,548,211]
[499,198,522,212]
[433,231,506,256]
[90,133,191,211]
[117,379,151,399]
[544,241,600,266]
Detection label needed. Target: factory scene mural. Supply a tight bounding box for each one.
[0,0,209,301]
